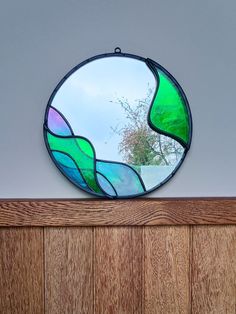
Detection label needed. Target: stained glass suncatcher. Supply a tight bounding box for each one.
[44,48,192,198]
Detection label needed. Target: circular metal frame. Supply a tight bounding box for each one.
[43,48,193,199]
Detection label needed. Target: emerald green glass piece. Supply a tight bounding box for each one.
[46,131,104,194]
[149,68,190,146]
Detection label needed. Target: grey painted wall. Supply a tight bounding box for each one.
[1,0,235,198]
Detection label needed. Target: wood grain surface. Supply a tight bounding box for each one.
[0,198,236,226]
[94,227,143,313]
[192,225,236,314]
[1,199,236,313]
[0,228,44,314]
[143,226,190,314]
[45,227,93,314]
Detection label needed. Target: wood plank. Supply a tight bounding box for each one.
[143,226,190,314]
[192,225,236,313]
[0,227,44,314]
[0,198,236,226]
[45,227,93,314]
[94,227,142,313]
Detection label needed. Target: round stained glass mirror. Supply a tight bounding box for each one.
[44,49,192,199]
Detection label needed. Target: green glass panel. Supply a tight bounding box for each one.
[76,138,94,158]
[150,68,190,146]
[47,132,103,194]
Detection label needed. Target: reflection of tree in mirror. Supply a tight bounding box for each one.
[111,86,183,166]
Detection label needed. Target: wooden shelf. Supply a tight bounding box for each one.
[0,198,236,226]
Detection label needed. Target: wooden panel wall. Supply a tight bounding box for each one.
[0,228,44,314]
[192,226,236,314]
[0,225,235,313]
[45,228,93,314]
[0,200,235,313]
[143,226,190,313]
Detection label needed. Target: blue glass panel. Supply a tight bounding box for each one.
[52,151,90,191]
[96,172,117,197]
[96,160,145,196]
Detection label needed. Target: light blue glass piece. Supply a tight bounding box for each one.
[96,160,145,196]
[97,172,117,197]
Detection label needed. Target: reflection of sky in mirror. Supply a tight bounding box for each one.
[51,56,156,162]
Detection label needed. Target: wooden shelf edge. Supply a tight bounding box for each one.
[0,198,236,226]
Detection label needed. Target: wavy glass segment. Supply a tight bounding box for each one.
[46,131,104,194]
[52,151,90,192]
[96,173,117,197]
[48,107,72,136]
[44,53,191,198]
[97,160,145,197]
[148,64,190,147]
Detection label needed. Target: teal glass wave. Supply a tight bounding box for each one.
[52,151,90,192]
[96,160,145,197]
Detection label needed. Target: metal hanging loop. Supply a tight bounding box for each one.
[114,47,121,53]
